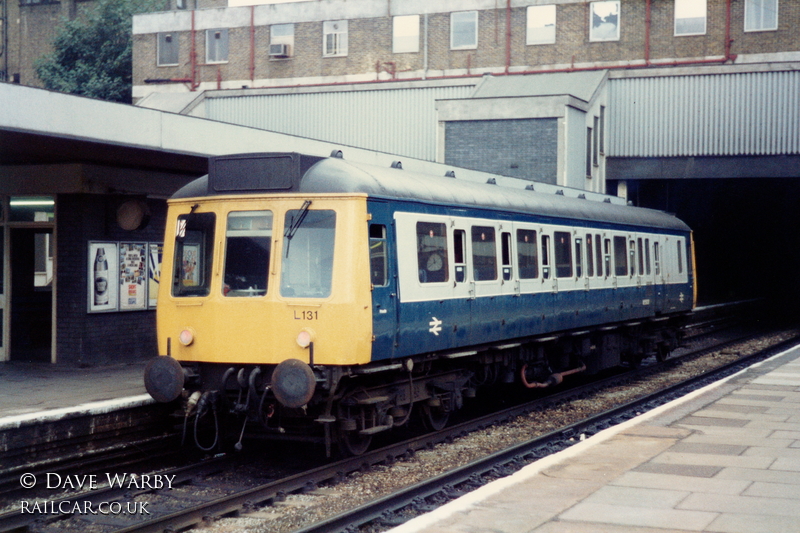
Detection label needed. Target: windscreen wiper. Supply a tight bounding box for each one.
[284,199,312,256]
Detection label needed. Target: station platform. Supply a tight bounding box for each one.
[0,360,150,425]
[391,344,800,533]
[0,360,164,471]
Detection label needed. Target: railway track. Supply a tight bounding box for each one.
[3,315,796,533]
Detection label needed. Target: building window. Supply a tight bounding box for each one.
[590,1,620,42]
[527,5,556,45]
[206,29,228,63]
[593,116,600,167]
[745,0,778,31]
[270,23,294,58]
[451,11,478,50]
[323,20,348,57]
[599,106,605,154]
[157,33,179,66]
[675,0,706,35]
[393,14,419,53]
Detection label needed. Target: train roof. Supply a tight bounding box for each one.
[173,152,690,233]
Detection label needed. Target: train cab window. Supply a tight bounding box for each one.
[454,229,467,283]
[613,236,627,277]
[417,222,449,283]
[677,241,684,274]
[541,234,551,279]
[281,209,336,298]
[596,235,604,277]
[369,224,388,287]
[575,237,583,278]
[586,234,594,277]
[637,238,644,276]
[223,211,272,297]
[554,231,573,278]
[517,229,538,279]
[172,212,215,297]
[501,232,512,281]
[472,226,497,281]
[654,241,661,276]
[645,238,652,275]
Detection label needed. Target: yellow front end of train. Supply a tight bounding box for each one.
[157,194,373,368]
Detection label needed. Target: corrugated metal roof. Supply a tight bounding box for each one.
[205,85,475,162]
[471,70,608,103]
[608,71,800,157]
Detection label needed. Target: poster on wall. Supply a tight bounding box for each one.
[148,243,163,308]
[119,242,148,311]
[88,242,119,313]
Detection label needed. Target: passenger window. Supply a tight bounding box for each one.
[555,232,573,278]
[629,240,637,277]
[416,222,449,283]
[280,209,336,298]
[574,237,583,278]
[596,235,604,277]
[586,234,594,277]
[471,226,497,281]
[517,229,538,279]
[501,232,512,281]
[613,236,627,277]
[541,234,551,279]
[223,211,272,297]
[637,238,644,276]
[645,238,651,275]
[654,241,661,276]
[454,229,467,283]
[172,212,215,297]
[369,224,387,287]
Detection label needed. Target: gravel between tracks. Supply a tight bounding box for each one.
[186,329,800,533]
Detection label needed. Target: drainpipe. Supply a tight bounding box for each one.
[725,0,736,61]
[504,0,511,74]
[644,0,651,65]
[423,13,428,80]
[190,9,198,90]
[249,5,255,83]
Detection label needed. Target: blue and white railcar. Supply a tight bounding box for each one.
[146,152,695,455]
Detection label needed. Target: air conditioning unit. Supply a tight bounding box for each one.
[269,43,290,58]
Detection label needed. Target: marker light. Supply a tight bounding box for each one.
[179,328,195,346]
[296,330,312,348]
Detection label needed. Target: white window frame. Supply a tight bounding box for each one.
[205,28,228,64]
[744,0,778,32]
[451,11,478,50]
[589,1,620,42]
[393,14,420,53]
[675,0,707,36]
[323,20,348,57]
[527,5,556,45]
[270,23,294,58]
[157,32,179,67]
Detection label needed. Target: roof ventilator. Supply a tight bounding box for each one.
[525,184,535,191]
[330,150,344,158]
[555,190,564,195]
[391,161,403,169]
[445,170,456,178]
[486,178,497,185]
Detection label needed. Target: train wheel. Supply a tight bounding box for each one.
[422,402,450,431]
[338,430,372,456]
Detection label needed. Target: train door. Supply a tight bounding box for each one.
[639,236,656,315]
[368,202,397,360]
[514,224,551,336]
[652,239,666,311]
